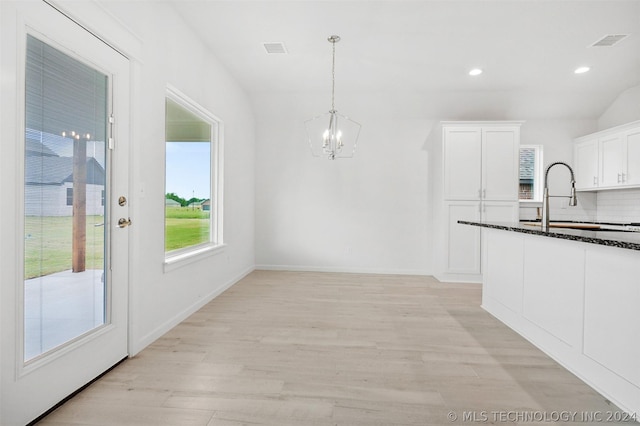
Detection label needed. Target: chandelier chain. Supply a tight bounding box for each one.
[331,39,336,111]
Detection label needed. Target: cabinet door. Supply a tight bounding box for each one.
[481,127,519,201]
[622,127,640,186]
[444,127,482,200]
[445,202,481,274]
[482,201,519,223]
[584,247,640,388]
[599,133,623,188]
[574,138,599,190]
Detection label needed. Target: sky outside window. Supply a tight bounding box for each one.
[166,141,210,200]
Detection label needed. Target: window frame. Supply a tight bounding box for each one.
[163,85,224,270]
[519,144,544,203]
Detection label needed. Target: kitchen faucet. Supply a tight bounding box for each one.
[541,162,577,232]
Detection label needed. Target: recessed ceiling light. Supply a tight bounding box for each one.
[574,66,590,74]
[469,68,483,76]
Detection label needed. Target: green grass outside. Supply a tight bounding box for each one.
[165,208,210,252]
[24,210,211,278]
[24,216,105,280]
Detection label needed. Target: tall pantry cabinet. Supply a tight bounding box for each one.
[436,121,522,283]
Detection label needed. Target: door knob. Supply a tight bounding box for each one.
[118,217,132,228]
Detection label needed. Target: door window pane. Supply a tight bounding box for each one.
[24,35,108,361]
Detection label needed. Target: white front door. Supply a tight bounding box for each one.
[0,2,130,424]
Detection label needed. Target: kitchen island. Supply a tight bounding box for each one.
[461,220,640,417]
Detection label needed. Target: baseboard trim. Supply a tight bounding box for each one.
[255,264,431,276]
[130,265,255,355]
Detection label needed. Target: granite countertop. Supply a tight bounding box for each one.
[459,220,640,251]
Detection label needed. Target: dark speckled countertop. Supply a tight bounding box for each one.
[459,220,640,251]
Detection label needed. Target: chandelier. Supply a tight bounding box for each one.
[305,35,361,160]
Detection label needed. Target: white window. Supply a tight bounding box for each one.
[164,86,223,266]
[519,145,543,202]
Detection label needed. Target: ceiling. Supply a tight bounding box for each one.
[173,0,640,119]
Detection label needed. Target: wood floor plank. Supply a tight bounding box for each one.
[36,271,620,425]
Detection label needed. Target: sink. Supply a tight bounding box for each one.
[521,221,600,230]
[521,221,636,232]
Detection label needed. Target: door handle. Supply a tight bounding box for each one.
[118,217,132,228]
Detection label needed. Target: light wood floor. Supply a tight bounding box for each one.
[39,270,620,425]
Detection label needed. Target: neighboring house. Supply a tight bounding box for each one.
[25,139,105,217]
[187,201,202,210]
[519,147,535,200]
[201,199,210,211]
[165,198,181,208]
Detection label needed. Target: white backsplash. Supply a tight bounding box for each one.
[596,188,640,223]
[519,188,640,224]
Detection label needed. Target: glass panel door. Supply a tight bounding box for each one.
[1,3,129,423]
[24,34,108,361]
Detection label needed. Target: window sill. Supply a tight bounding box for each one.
[164,243,226,273]
[519,200,542,205]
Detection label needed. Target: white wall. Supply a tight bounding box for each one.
[598,84,640,130]
[254,92,433,275]
[94,2,256,354]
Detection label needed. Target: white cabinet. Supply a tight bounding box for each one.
[482,128,520,201]
[444,127,482,200]
[584,248,640,389]
[599,133,624,188]
[522,237,584,348]
[574,138,598,190]
[445,202,481,274]
[574,120,640,191]
[622,127,640,186]
[439,121,522,282]
[481,229,640,416]
[444,125,519,201]
[444,201,519,277]
[483,201,520,222]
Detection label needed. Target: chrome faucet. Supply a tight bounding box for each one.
[541,162,577,231]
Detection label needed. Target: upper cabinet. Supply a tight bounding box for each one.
[599,133,624,187]
[622,127,640,186]
[444,124,521,201]
[574,138,599,190]
[574,121,640,191]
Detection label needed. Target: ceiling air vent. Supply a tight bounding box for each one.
[590,34,629,47]
[263,42,288,54]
